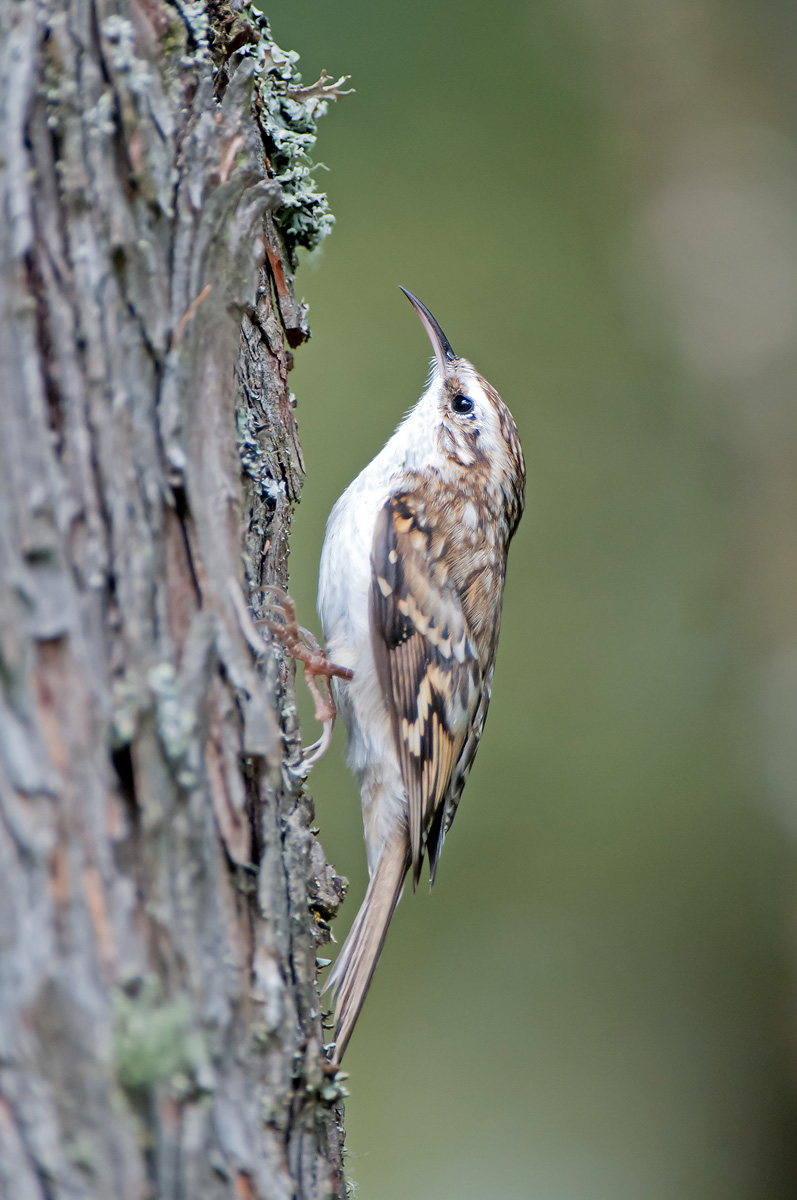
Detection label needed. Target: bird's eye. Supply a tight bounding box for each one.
[451,393,474,415]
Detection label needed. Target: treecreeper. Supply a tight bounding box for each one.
[268,288,525,1065]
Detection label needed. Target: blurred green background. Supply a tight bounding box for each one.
[269,2,797,1196]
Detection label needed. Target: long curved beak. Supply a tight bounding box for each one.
[399,286,457,376]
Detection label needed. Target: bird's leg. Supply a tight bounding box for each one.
[255,585,353,767]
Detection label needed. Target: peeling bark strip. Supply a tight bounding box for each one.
[0,1,348,1197]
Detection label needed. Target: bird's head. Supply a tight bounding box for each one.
[399,287,525,535]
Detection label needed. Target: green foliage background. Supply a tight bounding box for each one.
[269,2,796,1196]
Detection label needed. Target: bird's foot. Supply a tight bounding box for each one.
[256,585,353,768]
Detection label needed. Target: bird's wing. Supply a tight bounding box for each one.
[426,662,494,883]
[370,493,482,885]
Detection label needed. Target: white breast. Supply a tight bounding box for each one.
[317,402,433,674]
[316,407,437,867]
[316,461,392,756]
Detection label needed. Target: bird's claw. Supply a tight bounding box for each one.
[301,720,335,770]
[255,585,352,766]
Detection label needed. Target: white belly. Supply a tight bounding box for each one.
[317,472,406,871]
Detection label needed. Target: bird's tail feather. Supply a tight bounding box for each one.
[324,837,408,1065]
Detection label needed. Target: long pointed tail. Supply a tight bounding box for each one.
[324,837,408,1065]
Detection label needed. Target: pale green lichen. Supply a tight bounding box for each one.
[101,16,154,90]
[110,674,143,745]
[147,662,199,786]
[238,9,349,261]
[65,1136,98,1174]
[174,0,211,65]
[113,978,211,1095]
[319,1071,350,1105]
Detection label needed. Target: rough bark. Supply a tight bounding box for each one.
[0,1,347,1197]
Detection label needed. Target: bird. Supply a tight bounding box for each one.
[315,287,526,1065]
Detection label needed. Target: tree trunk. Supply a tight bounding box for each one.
[0,1,348,1196]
